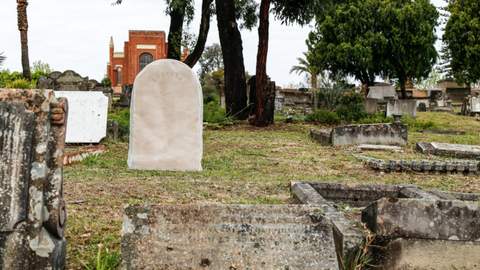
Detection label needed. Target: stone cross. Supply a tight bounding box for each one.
[128,59,203,171]
[0,89,68,269]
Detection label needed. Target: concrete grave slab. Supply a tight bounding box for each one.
[362,198,480,241]
[417,142,480,159]
[310,123,408,147]
[357,144,403,152]
[381,238,480,270]
[55,91,108,143]
[128,59,203,171]
[122,204,338,270]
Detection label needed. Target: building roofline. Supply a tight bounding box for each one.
[129,30,166,34]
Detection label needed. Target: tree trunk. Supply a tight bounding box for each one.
[253,0,271,127]
[215,0,248,120]
[17,0,31,80]
[311,73,318,89]
[399,78,407,99]
[167,3,186,60]
[184,0,213,67]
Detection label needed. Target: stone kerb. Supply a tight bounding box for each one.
[128,59,203,171]
[0,89,68,269]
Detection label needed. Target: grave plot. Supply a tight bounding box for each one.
[0,89,68,269]
[292,182,480,270]
[122,204,339,270]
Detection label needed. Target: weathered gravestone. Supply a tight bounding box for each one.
[122,204,338,270]
[0,89,68,269]
[128,59,203,171]
[55,91,109,143]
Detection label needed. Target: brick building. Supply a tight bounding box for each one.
[107,30,188,91]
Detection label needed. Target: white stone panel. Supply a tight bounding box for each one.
[54,91,108,143]
[128,59,203,171]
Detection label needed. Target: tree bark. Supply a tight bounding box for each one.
[215,0,248,120]
[399,77,407,99]
[167,3,186,60]
[311,72,318,89]
[184,0,213,67]
[253,0,271,127]
[17,0,31,80]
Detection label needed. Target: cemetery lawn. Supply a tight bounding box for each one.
[64,112,480,269]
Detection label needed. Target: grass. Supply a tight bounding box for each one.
[64,112,480,269]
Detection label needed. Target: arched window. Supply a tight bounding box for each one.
[139,53,154,71]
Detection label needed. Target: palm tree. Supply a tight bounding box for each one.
[17,0,31,79]
[290,52,320,89]
[0,52,5,67]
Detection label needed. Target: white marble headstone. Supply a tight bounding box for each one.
[54,91,109,143]
[128,59,203,171]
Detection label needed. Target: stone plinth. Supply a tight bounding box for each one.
[0,89,68,269]
[122,204,338,270]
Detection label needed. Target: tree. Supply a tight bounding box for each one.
[308,0,438,98]
[165,0,194,60]
[290,52,321,89]
[252,0,332,126]
[215,0,256,119]
[199,43,223,80]
[444,0,480,84]
[31,60,52,80]
[17,0,31,80]
[382,0,439,98]
[184,0,214,67]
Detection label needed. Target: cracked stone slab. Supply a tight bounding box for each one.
[122,204,338,270]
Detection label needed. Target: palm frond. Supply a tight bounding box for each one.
[0,52,5,67]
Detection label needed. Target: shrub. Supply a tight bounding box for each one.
[356,113,393,124]
[317,86,351,111]
[335,92,367,122]
[108,109,130,137]
[204,100,232,125]
[6,78,34,89]
[305,110,340,125]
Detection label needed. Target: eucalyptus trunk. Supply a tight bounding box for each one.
[17,0,31,80]
[215,0,248,119]
[184,0,213,67]
[253,0,271,127]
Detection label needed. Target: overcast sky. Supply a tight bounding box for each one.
[1,0,444,87]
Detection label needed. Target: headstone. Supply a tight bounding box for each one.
[387,99,417,117]
[55,91,109,143]
[122,204,338,270]
[128,59,203,171]
[0,89,67,269]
